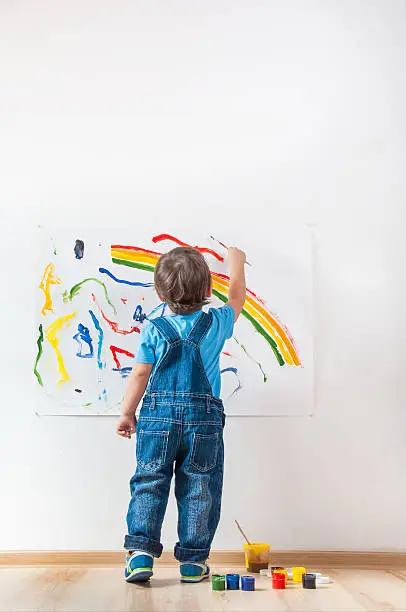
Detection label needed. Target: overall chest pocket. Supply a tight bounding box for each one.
[190,432,219,473]
[136,429,169,471]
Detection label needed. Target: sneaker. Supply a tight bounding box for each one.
[180,562,210,583]
[125,551,154,583]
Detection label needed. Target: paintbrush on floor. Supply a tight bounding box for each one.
[209,235,252,266]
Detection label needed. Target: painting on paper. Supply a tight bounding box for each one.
[35,228,312,416]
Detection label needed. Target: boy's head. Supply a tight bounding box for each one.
[154,247,212,314]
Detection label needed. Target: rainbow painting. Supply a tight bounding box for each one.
[111,235,301,367]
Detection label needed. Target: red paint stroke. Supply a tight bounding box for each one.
[120,298,128,304]
[152,234,224,262]
[222,351,233,357]
[91,294,140,335]
[109,345,135,369]
[112,244,162,256]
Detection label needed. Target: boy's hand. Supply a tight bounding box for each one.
[228,246,246,268]
[117,414,137,439]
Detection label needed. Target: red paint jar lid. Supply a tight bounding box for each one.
[272,574,286,590]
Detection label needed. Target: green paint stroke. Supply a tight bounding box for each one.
[233,336,268,382]
[212,289,285,366]
[112,258,156,273]
[62,278,117,314]
[83,402,92,407]
[34,324,44,386]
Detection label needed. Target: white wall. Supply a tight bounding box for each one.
[1,0,405,551]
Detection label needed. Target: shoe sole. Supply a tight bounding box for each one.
[126,570,153,583]
[180,573,210,583]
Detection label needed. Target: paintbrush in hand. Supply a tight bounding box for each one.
[209,235,252,266]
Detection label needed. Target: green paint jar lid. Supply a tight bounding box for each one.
[212,574,226,591]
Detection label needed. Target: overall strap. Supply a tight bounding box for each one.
[187,311,213,346]
[149,316,180,344]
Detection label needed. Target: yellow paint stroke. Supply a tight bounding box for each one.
[39,263,61,315]
[111,249,159,266]
[45,312,77,385]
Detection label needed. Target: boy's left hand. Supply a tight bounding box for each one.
[116,414,137,438]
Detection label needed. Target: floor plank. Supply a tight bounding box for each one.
[1,566,405,612]
[332,569,406,612]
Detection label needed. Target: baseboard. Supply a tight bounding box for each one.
[1,550,406,569]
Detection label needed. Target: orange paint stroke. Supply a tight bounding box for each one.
[45,312,77,385]
[39,263,61,315]
[91,294,140,335]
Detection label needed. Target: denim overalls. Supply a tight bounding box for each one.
[125,311,225,563]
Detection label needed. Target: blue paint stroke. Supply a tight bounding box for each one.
[89,309,104,369]
[133,305,147,323]
[147,302,167,319]
[74,239,85,259]
[113,367,132,378]
[99,267,154,288]
[220,367,242,397]
[73,323,94,358]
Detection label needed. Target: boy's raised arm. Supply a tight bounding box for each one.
[227,247,246,322]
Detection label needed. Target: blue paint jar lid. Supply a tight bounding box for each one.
[226,573,240,590]
[241,575,255,591]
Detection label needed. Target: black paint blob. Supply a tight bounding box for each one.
[74,239,85,260]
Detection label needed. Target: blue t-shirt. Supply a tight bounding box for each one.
[135,305,234,398]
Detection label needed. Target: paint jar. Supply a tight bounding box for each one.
[272,573,286,590]
[273,569,288,584]
[241,575,255,591]
[212,575,226,591]
[226,574,240,590]
[243,543,270,572]
[302,573,317,589]
[292,566,306,583]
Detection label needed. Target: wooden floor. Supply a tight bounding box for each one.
[1,565,405,611]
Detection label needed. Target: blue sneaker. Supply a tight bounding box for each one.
[180,562,210,583]
[125,551,154,583]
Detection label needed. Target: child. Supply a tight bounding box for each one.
[117,246,246,583]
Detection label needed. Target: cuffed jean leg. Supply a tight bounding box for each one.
[174,435,224,562]
[125,462,173,557]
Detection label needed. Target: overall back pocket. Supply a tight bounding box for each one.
[137,429,169,471]
[190,432,219,473]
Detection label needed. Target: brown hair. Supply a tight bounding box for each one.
[154,247,212,314]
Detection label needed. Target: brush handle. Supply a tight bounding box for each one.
[235,519,251,545]
[209,236,252,266]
